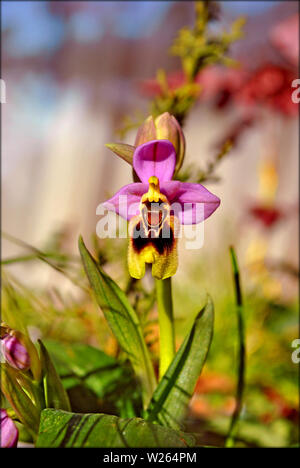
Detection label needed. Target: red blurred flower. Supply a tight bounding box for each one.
[236,64,298,116]
[262,386,299,424]
[249,204,284,229]
[141,62,298,117]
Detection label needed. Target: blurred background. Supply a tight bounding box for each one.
[2,1,299,447]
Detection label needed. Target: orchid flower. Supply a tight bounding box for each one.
[2,334,31,371]
[103,139,220,280]
[0,409,18,448]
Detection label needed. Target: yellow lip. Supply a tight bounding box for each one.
[141,176,168,204]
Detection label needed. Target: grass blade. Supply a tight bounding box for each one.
[225,246,246,447]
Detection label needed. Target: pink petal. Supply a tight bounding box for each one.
[102,183,147,220]
[160,180,181,200]
[1,410,19,448]
[133,140,176,183]
[170,182,220,224]
[2,335,30,370]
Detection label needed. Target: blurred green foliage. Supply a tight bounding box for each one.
[119,1,245,132]
[1,227,298,446]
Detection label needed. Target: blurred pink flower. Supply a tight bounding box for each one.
[0,409,19,448]
[270,14,299,67]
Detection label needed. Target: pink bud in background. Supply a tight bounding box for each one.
[2,334,31,371]
[0,409,19,448]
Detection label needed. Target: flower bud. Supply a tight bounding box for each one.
[2,334,31,371]
[0,409,19,448]
[154,112,185,173]
[134,116,157,147]
[1,325,41,381]
[135,113,185,174]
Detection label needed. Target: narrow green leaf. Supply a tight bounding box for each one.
[39,340,71,412]
[17,330,42,382]
[225,246,246,447]
[105,143,135,165]
[146,296,214,430]
[36,408,195,448]
[78,236,156,408]
[1,363,40,437]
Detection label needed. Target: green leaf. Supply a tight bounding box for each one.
[39,340,71,412]
[1,363,40,438]
[146,297,214,430]
[43,340,140,416]
[43,340,127,395]
[36,408,195,448]
[78,236,156,408]
[105,143,135,165]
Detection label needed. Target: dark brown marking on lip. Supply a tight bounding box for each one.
[131,221,175,256]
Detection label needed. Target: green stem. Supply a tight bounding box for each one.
[155,277,175,380]
[225,246,246,447]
